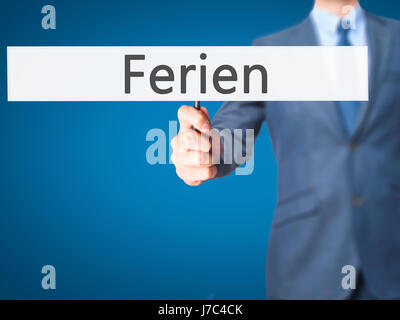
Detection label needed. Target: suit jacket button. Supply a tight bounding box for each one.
[352,196,362,207]
[350,142,358,150]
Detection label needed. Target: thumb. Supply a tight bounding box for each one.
[200,107,211,122]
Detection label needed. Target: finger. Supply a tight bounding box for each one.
[175,165,217,181]
[183,179,203,186]
[177,105,211,132]
[176,128,211,152]
[200,106,210,119]
[175,149,213,167]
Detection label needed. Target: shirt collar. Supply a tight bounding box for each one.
[311,5,341,36]
[313,4,365,30]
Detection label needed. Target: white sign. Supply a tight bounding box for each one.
[7,46,368,101]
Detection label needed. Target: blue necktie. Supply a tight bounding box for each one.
[336,22,361,135]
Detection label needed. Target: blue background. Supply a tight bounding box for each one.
[0,0,399,299]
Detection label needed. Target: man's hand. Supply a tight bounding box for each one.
[171,105,220,186]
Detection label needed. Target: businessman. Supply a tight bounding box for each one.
[171,0,400,299]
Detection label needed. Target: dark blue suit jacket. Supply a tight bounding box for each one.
[212,12,400,299]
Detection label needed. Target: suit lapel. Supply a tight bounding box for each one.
[353,12,392,139]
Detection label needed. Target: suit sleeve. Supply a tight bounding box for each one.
[211,100,266,178]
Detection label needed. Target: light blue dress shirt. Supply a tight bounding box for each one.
[310,4,367,46]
